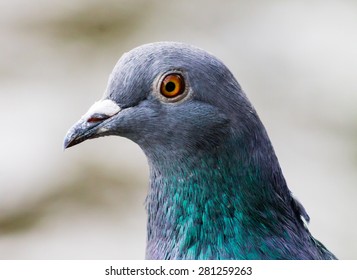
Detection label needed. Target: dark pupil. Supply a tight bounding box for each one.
[165,81,176,92]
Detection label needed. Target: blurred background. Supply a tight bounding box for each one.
[0,0,356,259]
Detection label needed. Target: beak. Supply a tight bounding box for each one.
[64,99,121,149]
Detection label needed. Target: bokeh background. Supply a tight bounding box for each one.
[0,0,356,259]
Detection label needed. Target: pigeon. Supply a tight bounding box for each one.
[64,42,337,260]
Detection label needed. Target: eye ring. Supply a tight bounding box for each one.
[160,73,185,98]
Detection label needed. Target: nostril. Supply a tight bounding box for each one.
[82,99,121,123]
[87,113,110,123]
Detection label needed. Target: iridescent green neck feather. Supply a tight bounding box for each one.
[145,126,322,259]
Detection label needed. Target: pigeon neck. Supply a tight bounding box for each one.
[145,133,298,259]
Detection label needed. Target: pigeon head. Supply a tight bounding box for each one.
[63,42,336,260]
[64,42,260,161]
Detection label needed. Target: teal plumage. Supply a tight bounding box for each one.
[64,42,336,260]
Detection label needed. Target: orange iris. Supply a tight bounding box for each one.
[160,74,185,98]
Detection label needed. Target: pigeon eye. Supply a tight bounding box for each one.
[160,74,185,98]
